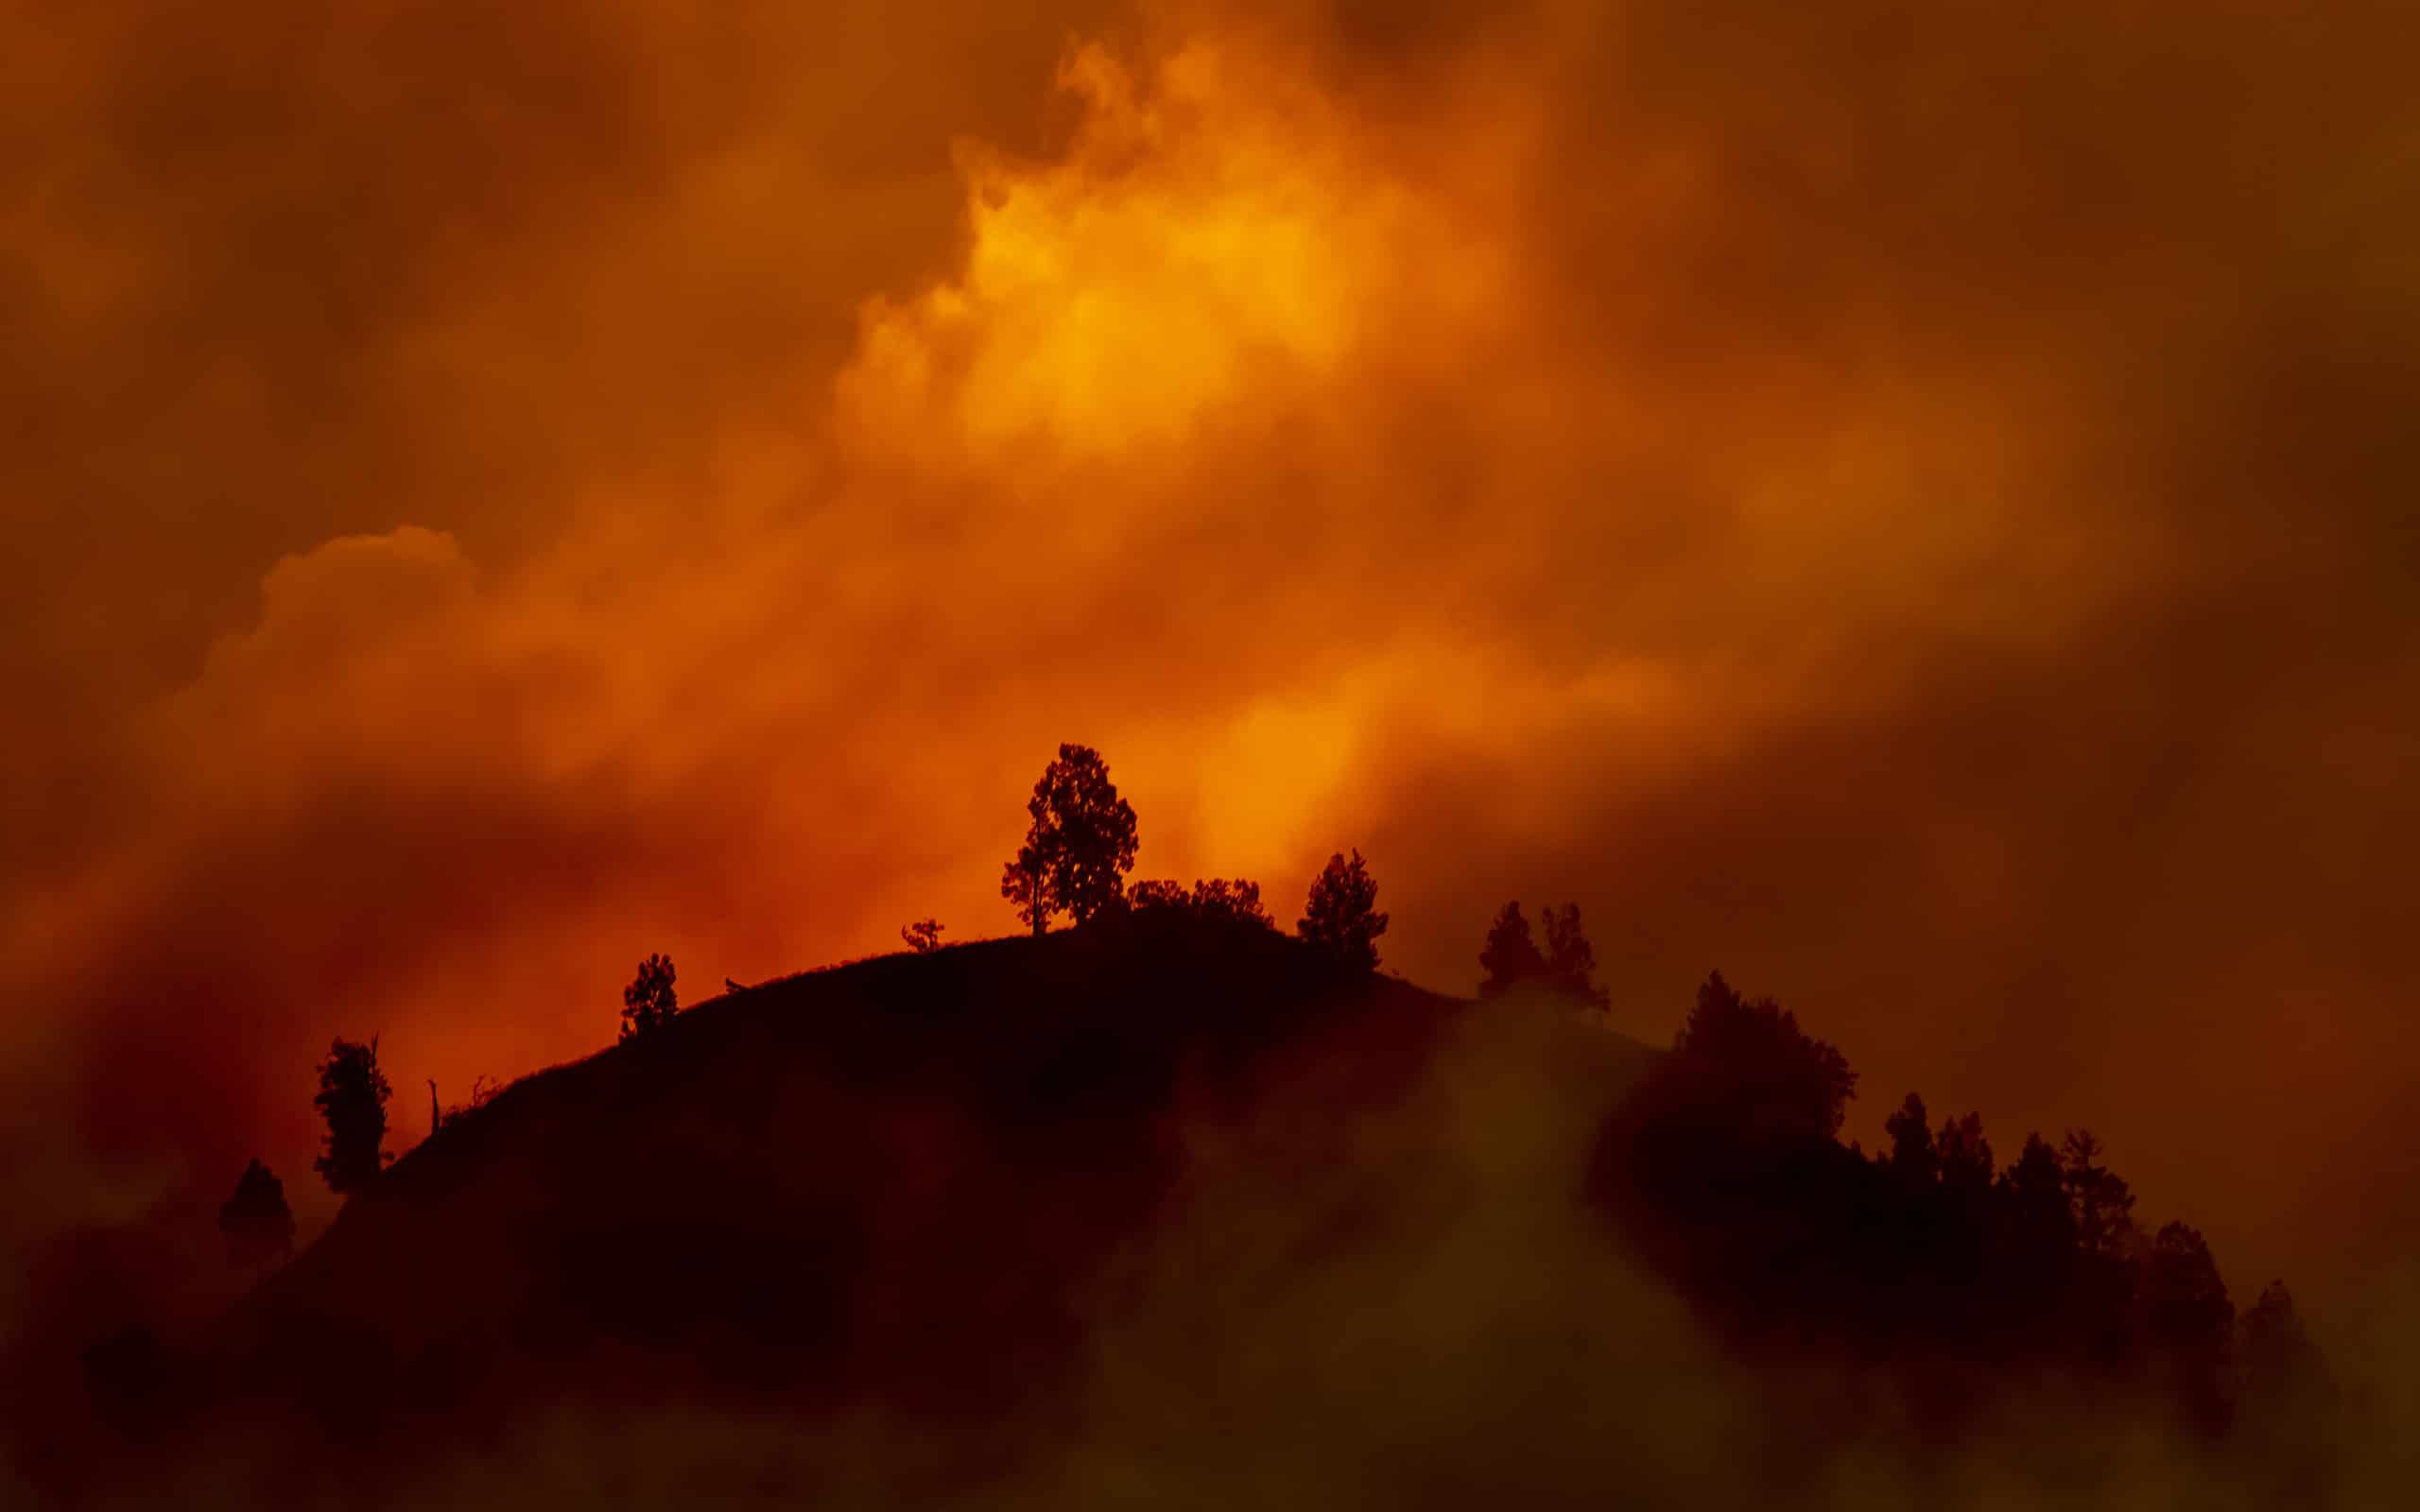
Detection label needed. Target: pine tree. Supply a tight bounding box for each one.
[620,953,680,1041]
[1541,903,1610,1008]
[1478,902,1547,997]
[1298,850,1389,971]
[313,1036,391,1195]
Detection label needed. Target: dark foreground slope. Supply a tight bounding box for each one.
[184,916,1650,1462]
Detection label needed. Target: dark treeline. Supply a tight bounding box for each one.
[1591,971,2335,1454]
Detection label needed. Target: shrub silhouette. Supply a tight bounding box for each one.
[1000,744,1139,934]
[1129,877,1270,926]
[1127,879,1189,912]
[217,1158,295,1269]
[621,953,680,1041]
[312,1036,391,1195]
[900,918,945,953]
[430,1074,503,1133]
[1297,850,1388,971]
[1187,877,1269,926]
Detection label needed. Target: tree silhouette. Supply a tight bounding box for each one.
[621,953,679,1041]
[1936,1111,1994,1194]
[2144,1221,2236,1428]
[1001,744,1139,933]
[2000,1132,2074,1246]
[2060,1129,2136,1259]
[1884,1092,1938,1188]
[1541,904,1609,1008]
[313,1036,391,1195]
[217,1158,295,1269]
[1001,843,1049,936]
[1478,902,1546,998]
[1671,971,1857,1143]
[901,918,945,954]
[1298,849,1389,971]
[2238,1280,2331,1406]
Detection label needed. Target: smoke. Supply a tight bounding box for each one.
[2,0,2416,1388]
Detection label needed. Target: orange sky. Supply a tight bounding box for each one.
[3,0,2416,1316]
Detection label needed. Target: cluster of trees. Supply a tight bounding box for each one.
[1477,901,1607,1007]
[1598,971,2330,1435]
[998,744,1390,971]
[211,1034,394,1277]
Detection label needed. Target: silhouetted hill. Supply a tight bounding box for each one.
[55,922,2372,1507]
[187,915,1652,1455]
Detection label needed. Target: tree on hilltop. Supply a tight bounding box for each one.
[621,953,680,1041]
[1668,971,1858,1143]
[1542,903,1610,1008]
[1298,850,1388,971]
[313,1036,391,1195]
[1478,902,1547,998]
[1000,744,1139,933]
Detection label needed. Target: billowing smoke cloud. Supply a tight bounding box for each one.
[3,0,2416,1368]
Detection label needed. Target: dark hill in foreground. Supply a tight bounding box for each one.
[196,916,1652,1452]
[66,923,2380,1508]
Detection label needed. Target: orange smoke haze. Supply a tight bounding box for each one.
[3,0,2416,1325]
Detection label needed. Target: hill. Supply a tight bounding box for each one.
[181,915,1653,1461]
[61,920,2369,1508]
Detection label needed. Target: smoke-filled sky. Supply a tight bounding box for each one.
[4,0,2415,1314]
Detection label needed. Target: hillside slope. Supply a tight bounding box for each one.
[195,916,1654,1452]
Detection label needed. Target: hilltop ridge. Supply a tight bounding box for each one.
[193,914,1651,1447]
